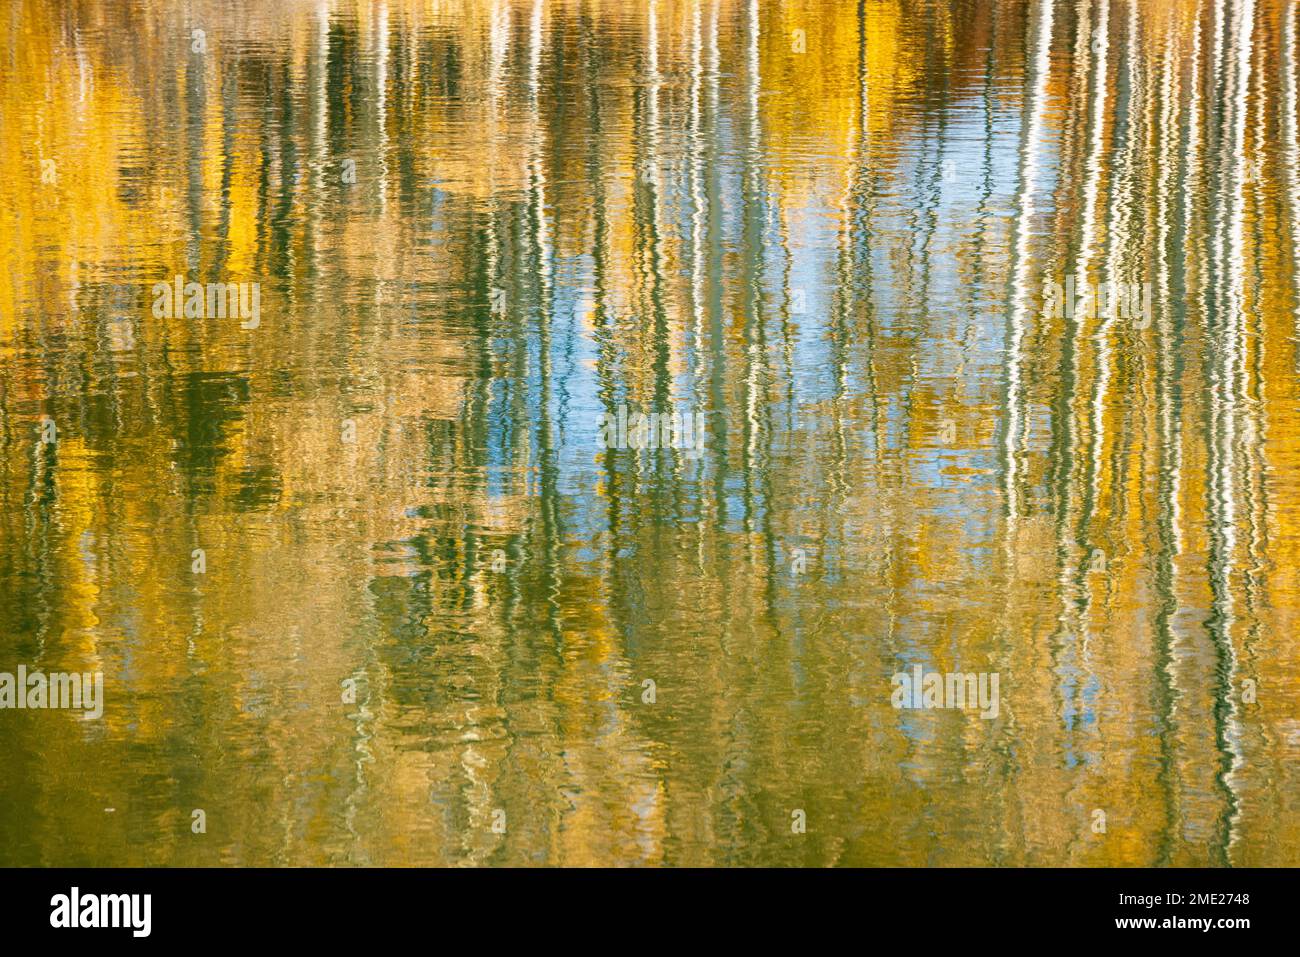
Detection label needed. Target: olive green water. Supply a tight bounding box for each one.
[2,0,1300,866]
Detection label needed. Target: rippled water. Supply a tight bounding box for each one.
[2,0,1299,866]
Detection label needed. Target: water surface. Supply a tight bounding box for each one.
[2,0,1300,866]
